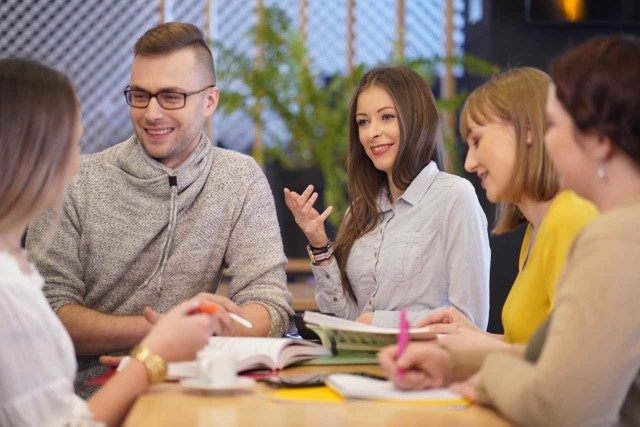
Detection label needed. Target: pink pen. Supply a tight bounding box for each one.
[396,308,410,380]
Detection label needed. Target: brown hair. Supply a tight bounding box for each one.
[552,35,640,166]
[460,67,559,234]
[333,66,447,300]
[134,22,216,84]
[0,58,79,233]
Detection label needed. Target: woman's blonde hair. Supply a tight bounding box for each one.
[0,59,79,234]
[460,67,559,234]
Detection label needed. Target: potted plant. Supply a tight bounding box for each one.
[215,7,362,258]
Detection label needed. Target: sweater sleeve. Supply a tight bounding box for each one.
[27,180,86,313]
[475,226,640,427]
[222,159,293,337]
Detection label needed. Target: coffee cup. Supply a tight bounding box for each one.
[197,349,238,386]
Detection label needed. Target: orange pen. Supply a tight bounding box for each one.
[197,303,219,314]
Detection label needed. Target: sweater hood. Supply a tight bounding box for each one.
[100,131,216,290]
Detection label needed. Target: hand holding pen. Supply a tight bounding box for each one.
[144,298,253,336]
[197,303,253,329]
[379,313,454,390]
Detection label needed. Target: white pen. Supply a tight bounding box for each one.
[196,303,253,328]
[229,313,253,329]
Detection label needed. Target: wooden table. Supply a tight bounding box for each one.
[124,365,511,427]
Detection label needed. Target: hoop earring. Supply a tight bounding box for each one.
[597,162,607,180]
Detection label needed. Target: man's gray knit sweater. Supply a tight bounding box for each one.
[27,134,293,398]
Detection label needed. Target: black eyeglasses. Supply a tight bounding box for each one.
[123,84,215,110]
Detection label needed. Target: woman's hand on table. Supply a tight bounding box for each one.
[355,311,374,324]
[415,306,478,330]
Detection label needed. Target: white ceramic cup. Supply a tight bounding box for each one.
[197,350,238,386]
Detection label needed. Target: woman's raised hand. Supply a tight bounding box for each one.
[284,185,333,247]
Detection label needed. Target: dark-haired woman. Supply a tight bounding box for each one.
[285,66,490,328]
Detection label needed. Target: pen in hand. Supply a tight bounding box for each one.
[197,303,254,329]
[396,308,410,380]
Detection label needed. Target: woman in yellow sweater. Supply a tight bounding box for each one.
[417,67,597,345]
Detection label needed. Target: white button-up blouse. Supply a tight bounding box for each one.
[0,252,101,427]
[312,162,491,328]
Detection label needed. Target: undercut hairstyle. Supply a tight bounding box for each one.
[333,66,447,300]
[552,35,640,167]
[134,22,216,84]
[0,58,78,234]
[460,67,558,234]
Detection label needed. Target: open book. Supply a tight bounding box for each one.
[303,311,436,353]
[205,336,330,371]
[119,337,331,379]
[325,374,469,407]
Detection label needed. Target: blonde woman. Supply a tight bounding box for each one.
[418,67,597,346]
[0,58,218,427]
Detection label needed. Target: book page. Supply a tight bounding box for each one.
[207,337,291,365]
[121,337,330,378]
[207,337,329,370]
[303,311,434,336]
[304,311,436,353]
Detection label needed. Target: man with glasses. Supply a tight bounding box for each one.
[27,22,293,398]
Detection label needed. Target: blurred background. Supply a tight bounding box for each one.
[2,0,639,332]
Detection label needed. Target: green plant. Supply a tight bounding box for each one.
[215,7,361,226]
[215,6,497,226]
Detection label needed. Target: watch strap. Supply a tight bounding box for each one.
[307,241,334,265]
[130,344,167,384]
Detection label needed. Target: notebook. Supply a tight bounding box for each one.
[119,337,331,379]
[303,311,437,353]
[325,374,469,407]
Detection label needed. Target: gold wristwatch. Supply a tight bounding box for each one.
[130,344,167,384]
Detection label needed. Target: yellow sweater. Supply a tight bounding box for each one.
[501,191,597,344]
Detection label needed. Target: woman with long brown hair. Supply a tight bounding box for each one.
[285,66,490,328]
[0,58,217,426]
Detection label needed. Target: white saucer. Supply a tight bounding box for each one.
[180,376,256,392]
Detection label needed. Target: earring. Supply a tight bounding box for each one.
[597,162,607,180]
